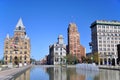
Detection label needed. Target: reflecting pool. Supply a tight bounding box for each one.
[15,65,120,80]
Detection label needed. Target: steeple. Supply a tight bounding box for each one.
[14,18,26,32]
[6,34,10,39]
[16,18,24,28]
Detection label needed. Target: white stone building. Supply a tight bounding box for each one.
[90,20,120,65]
[49,35,66,65]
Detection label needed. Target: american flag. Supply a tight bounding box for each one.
[11,42,17,49]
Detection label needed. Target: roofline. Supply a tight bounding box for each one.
[90,20,120,28]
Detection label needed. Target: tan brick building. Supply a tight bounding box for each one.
[4,18,30,65]
[68,23,86,62]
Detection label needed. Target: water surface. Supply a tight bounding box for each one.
[15,65,120,80]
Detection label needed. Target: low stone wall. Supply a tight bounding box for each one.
[0,65,31,80]
[98,65,120,70]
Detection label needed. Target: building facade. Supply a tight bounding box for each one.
[67,23,86,62]
[90,20,120,65]
[4,18,30,65]
[49,35,66,65]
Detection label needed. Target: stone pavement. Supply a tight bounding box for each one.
[0,65,31,80]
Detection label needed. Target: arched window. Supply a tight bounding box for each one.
[19,26,21,30]
[24,55,27,60]
[6,55,7,60]
[10,56,12,62]
[24,51,27,54]
[25,42,27,44]
[20,56,22,60]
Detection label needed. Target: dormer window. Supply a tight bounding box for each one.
[19,26,21,30]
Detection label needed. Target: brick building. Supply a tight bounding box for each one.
[67,23,86,62]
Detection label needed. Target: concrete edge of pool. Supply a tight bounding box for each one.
[0,65,31,80]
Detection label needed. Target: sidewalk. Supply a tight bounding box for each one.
[0,65,31,80]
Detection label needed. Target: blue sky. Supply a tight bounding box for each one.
[0,0,120,60]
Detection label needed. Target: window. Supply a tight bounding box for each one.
[15,51,17,54]
[99,37,101,39]
[99,41,102,43]
[20,47,22,49]
[107,48,110,50]
[111,45,114,47]
[99,48,102,51]
[115,34,117,36]
[24,51,27,54]
[24,46,27,49]
[20,56,22,60]
[14,37,19,44]
[10,56,12,62]
[60,52,62,55]
[20,51,22,54]
[112,48,114,51]
[55,48,58,50]
[10,51,12,54]
[61,48,62,51]
[5,51,8,54]
[107,37,110,40]
[99,44,102,47]
[6,56,7,60]
[6,46,8,49]
[6,42,8,44]
[10,46,12,49]
[114,26,117,29]
[102,26,105,28]
[107,45,110,47]
[19,26,21,30]
[104,52,106,55]
[103,44,106,47]
[24,55,27,60]
[103,48,106,51]
[55,53,58,55]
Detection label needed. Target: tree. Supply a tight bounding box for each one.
[81,56,86,63]
[93,52,99,64]
[65,54,79,65]
[86,52,99,64]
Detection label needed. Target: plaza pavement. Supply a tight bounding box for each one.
[0,65,31,80]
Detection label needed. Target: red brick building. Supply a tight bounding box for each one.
[68,23,86,62]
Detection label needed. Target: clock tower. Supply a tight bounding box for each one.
[4,18,31,65]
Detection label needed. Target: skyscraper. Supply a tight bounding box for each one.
[68,23,86,62]
[4,18,31,65]
[90,20,120,65]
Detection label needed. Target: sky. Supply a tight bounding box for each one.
[0,0,120,60]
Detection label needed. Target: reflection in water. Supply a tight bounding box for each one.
[76,68,99,80]
[99,69,120,80]
[15,66,120,80]
[15,68,30,80]
[46,67,67,80]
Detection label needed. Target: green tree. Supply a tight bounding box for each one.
[93,52,99,64]
[86,52,99,64]
[81,56,86,63]
[65,54,79,65]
